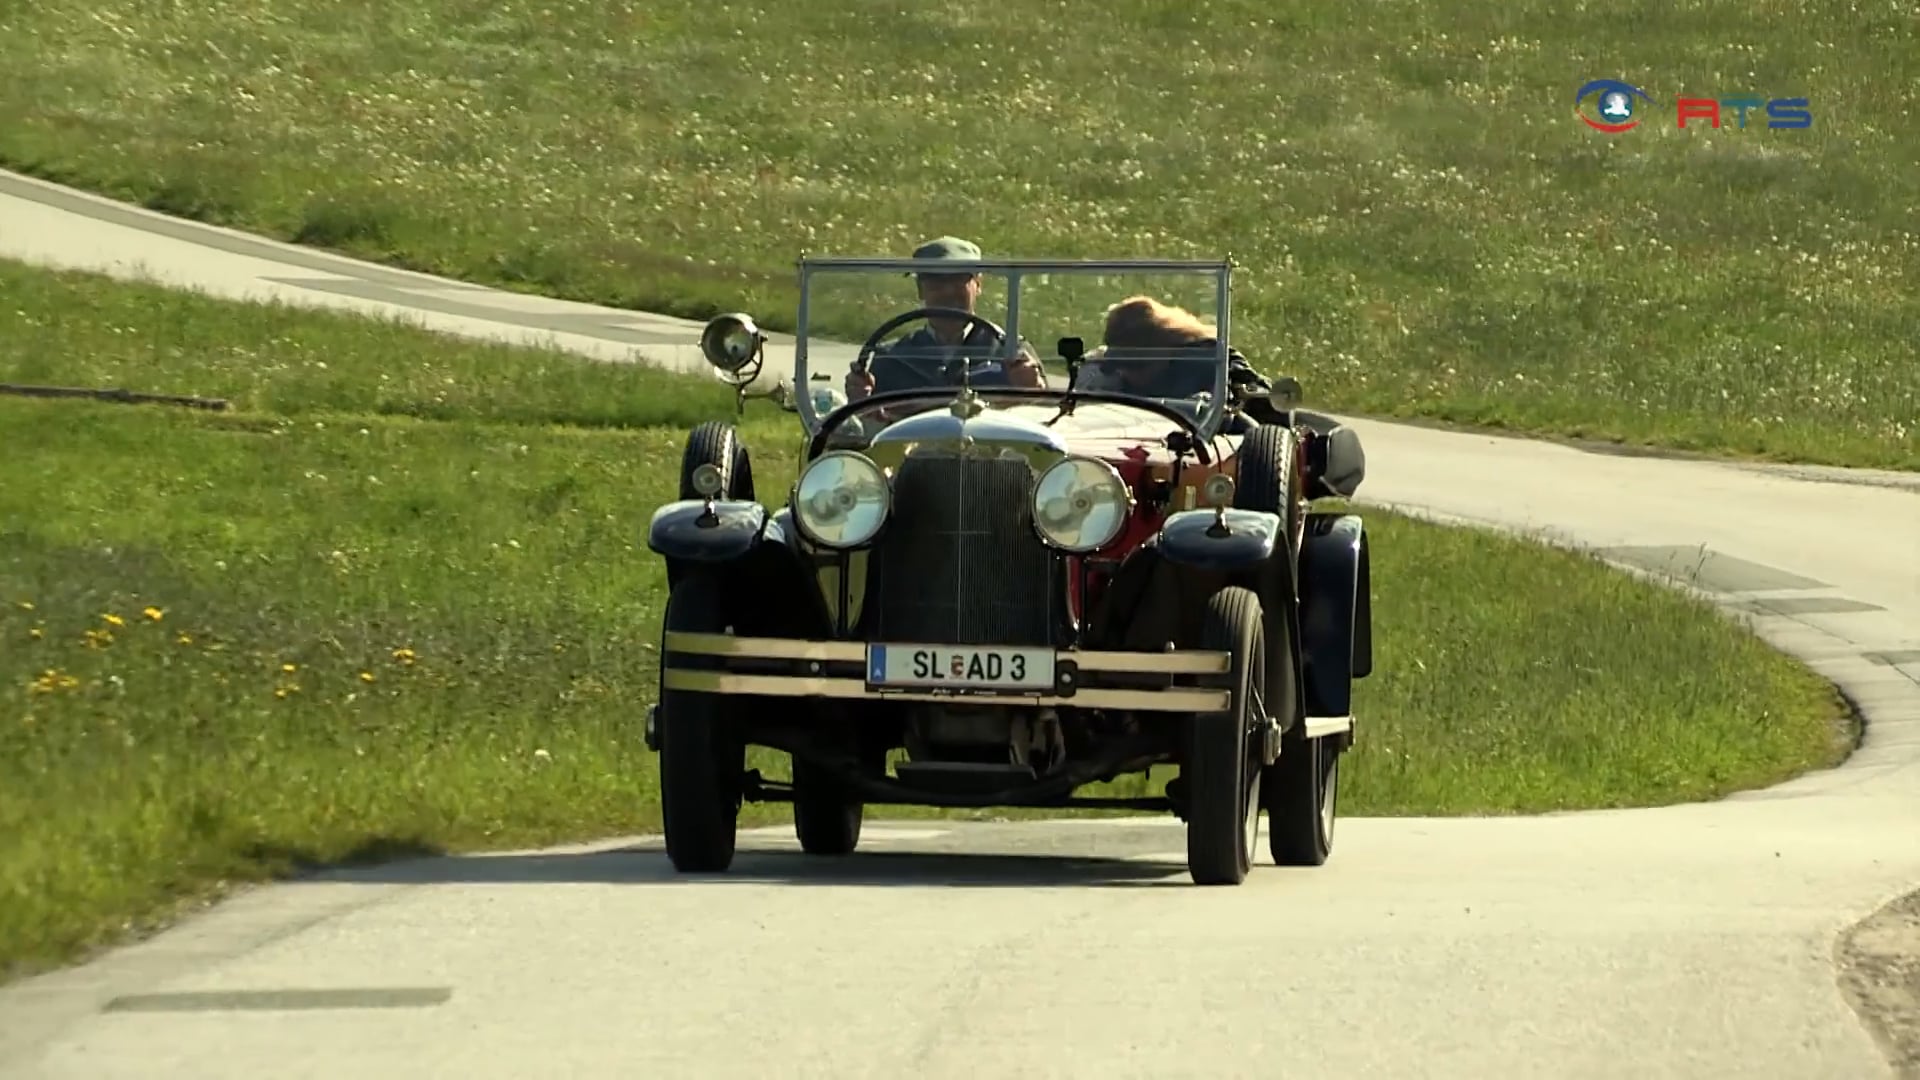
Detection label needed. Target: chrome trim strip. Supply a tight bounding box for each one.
[661,632,1231,674]
[1303,716,1354,738]
[661,669,1230,712]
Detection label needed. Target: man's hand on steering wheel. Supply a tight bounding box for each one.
[845,366,876,400]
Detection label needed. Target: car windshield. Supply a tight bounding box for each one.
[786,257,1234,436]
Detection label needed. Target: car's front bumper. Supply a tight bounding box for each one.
[659,631,1232,711]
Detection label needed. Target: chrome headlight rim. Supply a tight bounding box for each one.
[791,449,891,549]
[1030,454,1134,554]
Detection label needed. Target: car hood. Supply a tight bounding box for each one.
[989,399,1212,467]
[858,393,1232,473]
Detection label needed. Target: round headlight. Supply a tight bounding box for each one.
[793,451,890,548]
[1031,456,1132,553]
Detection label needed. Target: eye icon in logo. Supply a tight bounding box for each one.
[1575,79,1655,132]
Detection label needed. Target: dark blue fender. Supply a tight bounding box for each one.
[1156,508,1284,571]
[1297,512,1372,717]
[647,498,785,562]
[1151,506,1307,742]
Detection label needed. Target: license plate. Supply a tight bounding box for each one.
[866,644,1055,692]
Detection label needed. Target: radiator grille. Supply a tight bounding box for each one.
[866,452,1058,646]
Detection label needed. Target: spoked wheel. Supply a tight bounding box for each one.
[792,754,865,856]
[1184,585,1267,886]
[656,571,745,873]
[1266,727,1339,867]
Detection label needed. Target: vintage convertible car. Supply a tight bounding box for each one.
[644,255,1370,885]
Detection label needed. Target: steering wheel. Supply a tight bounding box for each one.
[852,306,1009,388]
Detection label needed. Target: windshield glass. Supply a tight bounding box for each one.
[790,258,1232,434]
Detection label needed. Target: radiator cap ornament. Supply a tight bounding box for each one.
[949,387,986,419]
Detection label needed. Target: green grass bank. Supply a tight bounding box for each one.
[1,0,1913,469]
[0,259,1851,980]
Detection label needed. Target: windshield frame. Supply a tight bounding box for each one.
[792,255,1234,440]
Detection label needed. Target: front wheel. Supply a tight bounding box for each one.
[1184,586,1266,886]
[656,571,745,873]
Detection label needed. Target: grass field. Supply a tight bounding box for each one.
[0,257,1853,980]
[2,0,1914,470]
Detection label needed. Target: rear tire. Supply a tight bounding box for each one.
[792,756,864,856]
[1185,586,1266,886]
[657,571,745,873]
[1266,729,1338,866]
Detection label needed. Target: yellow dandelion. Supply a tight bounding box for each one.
[143,607,164,622]
[391,647,416,665]
[282,662,298,673]
[359,671,376,683]
[29,669,79,694]
[83,629,113,649]
[29,627,42,640]
[102,613,125,628]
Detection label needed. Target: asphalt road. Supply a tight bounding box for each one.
[2,167,1918,1079]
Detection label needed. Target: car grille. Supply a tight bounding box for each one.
[866,451,1059,647]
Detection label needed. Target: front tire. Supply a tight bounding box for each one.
[656,571,745,873]
[680,420,755,502]
[1185,586,1266,886]
[1234,423,1300,546]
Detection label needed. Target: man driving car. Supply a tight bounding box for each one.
[844,236,1048,400]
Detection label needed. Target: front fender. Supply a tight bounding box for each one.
[1156,508,1283,571]
[1298,512,1371,717]
[647,498,782,562]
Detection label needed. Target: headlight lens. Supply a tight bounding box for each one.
[793,451,890,548]
[1031,456,1132,552]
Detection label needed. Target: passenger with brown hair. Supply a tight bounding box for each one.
[1076,294,1271,400]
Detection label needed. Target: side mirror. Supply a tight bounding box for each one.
[1230,373,1304,427]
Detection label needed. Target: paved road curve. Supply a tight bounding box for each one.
[2,167,1918,1078]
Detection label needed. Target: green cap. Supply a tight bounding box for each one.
[911,235,982,263]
